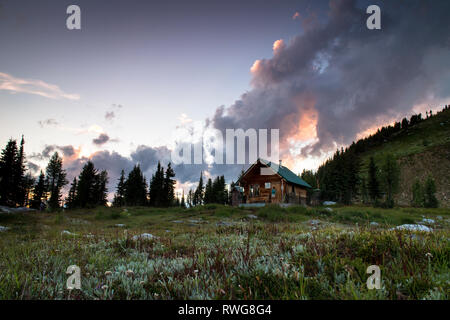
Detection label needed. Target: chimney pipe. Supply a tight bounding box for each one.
[279,159,282,167]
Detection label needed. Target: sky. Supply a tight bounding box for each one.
[1,0,450,199]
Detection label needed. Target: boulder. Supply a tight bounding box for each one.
[132,233,158,240]
[392,224,433,232]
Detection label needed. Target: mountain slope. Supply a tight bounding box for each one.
[358,107,450,207]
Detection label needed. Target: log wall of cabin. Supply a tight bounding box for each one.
[240,163,284,203]
[240,162,308,204]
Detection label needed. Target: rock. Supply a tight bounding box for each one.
[132,233,158,240]
[247,214,258,219]
[0,206,35,214]
[115,224,126,227]
[421,218,435,224]
[324,207,333,212]
[172,220,183,224]
[188,219,203,224]
[216,221,233,227]
[308,219,320,226]
[61,230,77,236]
[437,216,443,220]
[392,224,433,232]
[370,222,379,226]
[323,201,337,206]
[0,206,13,213]
[0,226,10,232]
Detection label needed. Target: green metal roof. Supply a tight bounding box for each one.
[259,159,312,189]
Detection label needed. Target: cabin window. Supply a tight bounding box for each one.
[271,187,276,198]
[265,182,271,189]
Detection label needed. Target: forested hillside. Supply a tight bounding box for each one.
[302,106,450,207]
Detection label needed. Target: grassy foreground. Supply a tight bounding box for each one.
[0,204,449,300]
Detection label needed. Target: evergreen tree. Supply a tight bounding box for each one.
[204,178,213,204]
[14,136,27,206]
[32,171,46,209]
[75,161,98,208]
[94,170,108,206]
[368,157,380,204]
[193,172,204,206]
[187,189,193,207]
[45,152,67,210]
[360,177,369,204]
[22,173,35,207]
[163,162,176,207]
[0,139,18,205]
[66,178,78,209]
[381,154,400,208]
[411,179,424,207]
[124,165,147,206]
[300,169,317,189]
[149,161,164,207]
[180,190,186,208]
[113,170,126,207]
[424,176,438,208]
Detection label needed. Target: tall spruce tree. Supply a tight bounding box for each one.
[66,177,78,209]
[180,190,186,208]
[204,178,213,204]
[424,176,438,208]
[32,171,46,209]
[0,139,18,205]
[368,157,380,204]
[94,170,108,206]
[14,136,27,206]
[22,173,35,207]
[124,165,147,206]
[149,161,164,207]
[75,161,98,208]
[163,162,176,207]
[381,154,400,208]
[411,179,424,207]
[113,170,126,207]
[187,189,193,207]
[193,171,204,206]
[45,152,67,209]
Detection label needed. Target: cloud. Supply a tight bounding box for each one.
[0,72,80,100]
[211,0,450,169]
[105,111,115,121]
[38,118,59,128]
[27,161,40,174]
[92,133,110,146]
[30,144,77,161]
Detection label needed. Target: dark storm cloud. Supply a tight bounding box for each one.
[212,0,450,157]
[92,133,110,145]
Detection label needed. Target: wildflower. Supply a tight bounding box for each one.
[139,281,145,285]
[425,253,433,259]
[101,285,108,290]
[126,269,134,277]
[105,271,112,276]
[194,270,199,273]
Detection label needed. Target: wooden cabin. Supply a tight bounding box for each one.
[235,158,312,205]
